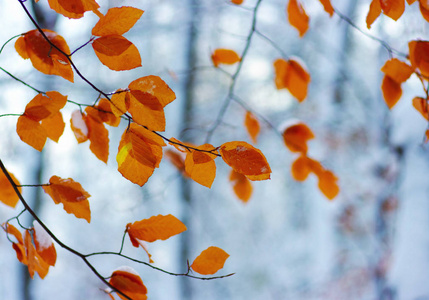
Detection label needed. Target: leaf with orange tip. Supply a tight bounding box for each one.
[220,141,271,181]
[211,49,241,67]
[15,29,73,82]
[127,90,166,131]
[0,169,22,208]
[412,97,429,120]
[92,35,141,71]
[185,144,217,188]
[24,230,49,279]
[287,0,309,37]
[128,75,176,107]
[127,214,187,243]
[191,246,229,275]
[92,6,144,36]
[70,110,89,143]
[409,40,429,78]
[366,0,382,28]
[381,75,402,109]
[229,170,253,203]
[319,0,334,16]
[85,115,109,163]
[245,111,260,144]
[274,58,310,102]
[317,169,339,200]
[282,121,314,154]
[46,0,100,19]
[33,221,56,267]
[42,176,91,222]
[109,267,147,300]
[117,124,165,186]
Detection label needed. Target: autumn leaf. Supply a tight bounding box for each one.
[319,0,334,16]
[229,170,253,203]
[15,29,73,82]
[316,169,339,200]
[211,49,241,67]
[110,90,130,117]
[245,111,260,144]
[380,0,405,21]
[0,168,21,208]
[287,0,309,37]
[231,0,244,4]
[92,6,144,36]
[291,155,312,181]
[70,110,89,143]
[419,1,429,22]
[184,144,218,188]
[165,149,186,174]
[85,99,120,127]
[24,230,50,279]
[4,223,27,265]
[33,221,57,267]
[117,124,165,186]
[366,0,382,28]
[109,267,147,300]
[43,176,91,222]
[409,40,429,78]
[282,121,315,154]
[220,141,271,181]
[45,0,100,19]
[127,90,166,131]
[381,75,402,109]
[128,75,176,108]
[127,214,187,243]
[412,97,429,120]
[274,58,310,102]
[85,114,109,163]
[191,246,230,275]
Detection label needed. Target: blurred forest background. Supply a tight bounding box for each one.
[1,0,429,299]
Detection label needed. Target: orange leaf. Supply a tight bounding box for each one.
[42,176,91,222]
[4,223,24,245]
[319,0,334,16]
[184,144,217,188]
[381,58,414,83]
[366,0,382,28]
[380,0,405,21]
[231,0,244,4]
[127,214,187,243]
[409,40,429,78]
[420,0,429,9]
[109,267,147,300]
[24,230,49,279]
[381,75,402,109]
[244,111,260,144]
[128,75,176,107]
[92,6,144,36]
[16,115,48,151]
[0,169,22,208]
[191,246,229,275]
[70,110,89,143]
[41,112,65,143]
[47,0,100,19]
[33,221,56,267]
[220,141,271,181]
[16,30,73,82]
[407,0,417,4]
[4,224,27,264]
[273,58,310,102]
[316,169,339,200]
[86,99,120,127]
[128,90,166,131]
[110,90,130,117]
[412,97,429,120]
[287,0,309,37]
[92,35,141,71]
[229,170,252,203]
[291,155,312,181]
[165,149,186,174]
[85,115,109,163]
[211,49,241,67]
[282,121,315,154]
[419,1,429,22]
[117,124,165,186]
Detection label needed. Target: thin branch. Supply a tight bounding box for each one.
[0,34,22,55]
[0,67,43,94]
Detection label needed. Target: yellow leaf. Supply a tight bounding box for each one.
[191,246,230,275]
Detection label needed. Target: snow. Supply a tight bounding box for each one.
[33,221,52,251]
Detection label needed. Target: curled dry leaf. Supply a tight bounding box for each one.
[229,170,253,203]
[15,30,73,82]
[127,214,187,243]
[282,121,314,154]
[287,0,309,37]
[211,49,241,67]
[109,267,147,300]
[116,124,166,186]
[220,141,271,181]
[191,246,230,275]
[0,169,22,208]
[42,176,91,222]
